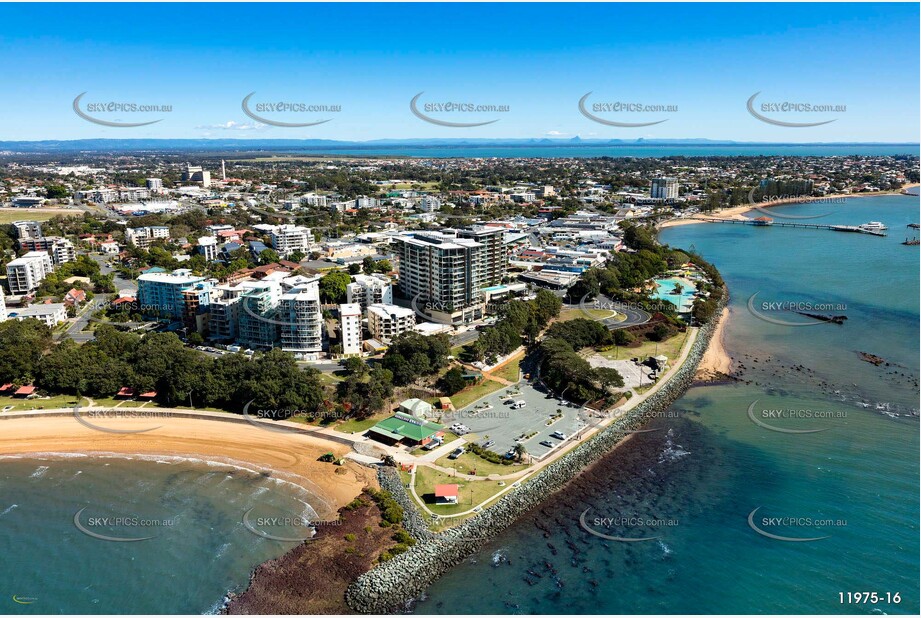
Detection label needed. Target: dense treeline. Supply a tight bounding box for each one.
[380,332,452,386]
[468,289,563,364]
[335,360,395,419]
[0,321,325,416]
[538,319,624,404]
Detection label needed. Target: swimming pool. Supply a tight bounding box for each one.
[652,277,697,312]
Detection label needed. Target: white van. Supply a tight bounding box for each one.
[511,400,526,409]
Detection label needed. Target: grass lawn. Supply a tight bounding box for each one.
[316,371,345,386]
[435,450,528,477]
[89,397,151,409]
[413,465,507,516]
[0,394,81,412]
[490,356,522,383]
[558,308,623,322]
[449,378,504,410]
[599,330,689,362]
[0,209,81,224]
[337,415,385,434]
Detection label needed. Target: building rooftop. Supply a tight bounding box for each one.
[339,303,362,317]
[369,412,443,442]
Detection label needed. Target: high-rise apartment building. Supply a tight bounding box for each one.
[12,220,42,240]
[18,237,76,266]
[650,178,679,200]
[394,228,507,324]
[339,303,362,355]
[279,283,323,360]
[137,270,212,330]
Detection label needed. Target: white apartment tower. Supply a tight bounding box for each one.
[198,236,218,261]
[394,227,507,324]
[339,303,362,356]
[346,274,393,311]
[126,226,170,248]
[6,251,54,294]
[278,283,323,360]
[269,224,313,258]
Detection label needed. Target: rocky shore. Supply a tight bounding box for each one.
[223,491,392,615]
[345,290,729,613]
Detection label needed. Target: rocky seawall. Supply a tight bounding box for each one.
[346,290,729,613]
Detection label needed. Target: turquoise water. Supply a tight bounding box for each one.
[652,277,697,313]
[0,455,326,614]
[415,194,919,614]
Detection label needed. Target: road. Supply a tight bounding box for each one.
[450,328,480,348]
[561,295,651,330]
[607,301,651,329]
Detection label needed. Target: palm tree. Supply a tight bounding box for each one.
[513,443,527,463]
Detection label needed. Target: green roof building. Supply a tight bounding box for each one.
[368,412,444,445]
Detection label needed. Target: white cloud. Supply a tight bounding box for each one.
[545,130,567,136]
[196,120,266,131]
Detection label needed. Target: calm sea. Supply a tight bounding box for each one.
[282,144,917,158]
[414,193,920,614]
[0,454,325,614]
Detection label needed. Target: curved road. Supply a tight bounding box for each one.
[562,296,651,330]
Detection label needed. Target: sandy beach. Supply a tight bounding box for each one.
[659,183,920,230]
[0,414,375,519]
[695,306,732,380]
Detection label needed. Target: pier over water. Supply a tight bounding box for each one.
[692,216,888,236]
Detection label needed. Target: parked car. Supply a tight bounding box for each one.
[539,440,554,448]
[481,440,495,449]
[551,431,567,440]
[448,447,465,460]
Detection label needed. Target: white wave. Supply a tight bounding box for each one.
[0,504,18,517]
[658,539,673,557]
[30,465,50,478]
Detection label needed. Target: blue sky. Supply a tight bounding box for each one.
[0,3,917,142]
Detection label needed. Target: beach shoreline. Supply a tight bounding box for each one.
[659,183,920,230]
[0,414,375,519]
[696,305,732,380]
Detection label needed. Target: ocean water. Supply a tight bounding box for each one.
[280,144,918,159]
[415,194,919,614]
[0,455,324,614]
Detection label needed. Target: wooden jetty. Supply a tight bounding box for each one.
[693,217,888,236]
